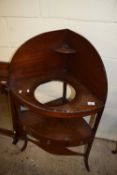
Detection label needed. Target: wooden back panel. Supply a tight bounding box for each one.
[9,29,107,103]
[67,30,108,102]
[9,30,68,81]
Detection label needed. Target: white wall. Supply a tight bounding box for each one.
[0,0,117,140]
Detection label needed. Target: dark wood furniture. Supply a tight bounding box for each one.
[0,61,9,80]
[8,29,108,171]
[0,61,9,93]
[0,61,13,136]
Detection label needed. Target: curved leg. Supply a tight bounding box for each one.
[21,132,28,151]
[21,138,28,151]
[84,155,90,171]
[12,128,28,151]
[84,111,103,171]
[112,142,117,154]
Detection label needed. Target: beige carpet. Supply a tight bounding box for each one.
[0,135,117,175]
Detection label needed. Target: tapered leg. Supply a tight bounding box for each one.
[9,92,20,145]
[84,110,103,171]
[21,134,28,151]
[84,154,90,171]
[20,125,28,151]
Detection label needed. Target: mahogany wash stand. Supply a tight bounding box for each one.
[8,29,108,171]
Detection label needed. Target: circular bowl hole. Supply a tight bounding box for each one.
[34,80,76,105]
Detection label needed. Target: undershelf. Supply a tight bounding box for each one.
[19,110,93,147]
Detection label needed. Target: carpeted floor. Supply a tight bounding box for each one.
[0,135,117,175]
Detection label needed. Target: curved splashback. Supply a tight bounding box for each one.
[9,29,108,103]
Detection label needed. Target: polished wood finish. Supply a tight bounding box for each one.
[19,111,93,147]
[8,29,108,171]
[9,73,104,118]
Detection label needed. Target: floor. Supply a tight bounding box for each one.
[0,93,117,175]
[0,135,117,175]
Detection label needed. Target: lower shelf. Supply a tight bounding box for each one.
[28,137,85,156]
[19,110,93,147]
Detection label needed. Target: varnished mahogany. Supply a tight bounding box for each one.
[7,29,108,171]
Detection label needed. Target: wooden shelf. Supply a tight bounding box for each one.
[12,72,104,118]
[28,138,85,155]
[19,110,93,147]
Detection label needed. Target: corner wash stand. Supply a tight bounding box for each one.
[8,29,108,171]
